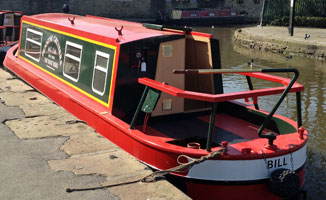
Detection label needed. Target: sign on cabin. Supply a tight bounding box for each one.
[42,35,63,71]
[3,13,14,26]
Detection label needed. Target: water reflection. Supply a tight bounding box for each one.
[193,26,326,200]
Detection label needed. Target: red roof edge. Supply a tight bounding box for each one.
[21,15,118,46]
[190,31,212,38]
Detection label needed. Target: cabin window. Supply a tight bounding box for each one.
[92,51,110,96]
[63,41,82,82]
[25,28,43,62]
[162,45,173,57]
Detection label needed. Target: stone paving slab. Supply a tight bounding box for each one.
[5,114,94,139]
[0,123,116,200]
[0,91,50,105]
[0,91,64,116]
[103,173,189,200]
[0,67,190,199]
[48,150,147,177]
[0,101,24,123]
[60,133,118,155]
[49,147,190,200]
[0,78,34,92]
[0,68,13,82]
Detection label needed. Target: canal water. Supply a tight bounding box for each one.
[192,26,326,200]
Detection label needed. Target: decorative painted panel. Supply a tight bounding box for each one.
[18,21,117,106]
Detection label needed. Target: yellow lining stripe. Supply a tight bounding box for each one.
[21,20,118,107]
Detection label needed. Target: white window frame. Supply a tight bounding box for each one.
[63,41,83,82]
[92,51,110,96]
[25,28,43,62]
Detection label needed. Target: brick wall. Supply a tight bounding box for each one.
[0,0,158,19]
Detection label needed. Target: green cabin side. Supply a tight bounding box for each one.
[17,19,225,126]
[18,21,116,106]
[15,19,296,136]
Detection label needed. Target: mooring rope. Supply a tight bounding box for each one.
[65,147,227,193]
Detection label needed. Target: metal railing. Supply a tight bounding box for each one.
[262,0,326,25]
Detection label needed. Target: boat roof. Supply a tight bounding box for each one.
[0,10,23,14]
[0,10,12,14]
[22,13,183,45]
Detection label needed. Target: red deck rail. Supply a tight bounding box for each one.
[138,71,303,103]
[135,68,303,149]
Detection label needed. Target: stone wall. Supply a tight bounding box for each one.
[0,0,159,20]
[233,27,326,61]
[164,0,263,22]
[0,0,263,22]
[224,0,263,21]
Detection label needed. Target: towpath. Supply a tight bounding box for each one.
[0,68,190,200]
[234,26,326,60]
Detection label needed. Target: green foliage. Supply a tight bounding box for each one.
[269,17,289,26]
[263,0,326,27]
[269,16,326,28]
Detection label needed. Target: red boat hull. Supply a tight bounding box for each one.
[4,41,307,199]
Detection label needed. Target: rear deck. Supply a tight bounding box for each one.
[137,100,296,151]
[145,113,259,146]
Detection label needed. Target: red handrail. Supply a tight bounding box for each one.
[138,72,303,103]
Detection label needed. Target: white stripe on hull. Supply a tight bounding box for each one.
[186,145,307,181]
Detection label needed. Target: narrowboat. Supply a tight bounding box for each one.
[166,9,246,26]
[3,13,307,200]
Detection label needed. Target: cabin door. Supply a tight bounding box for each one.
[184,35,215,112]
[151,38,186,117]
